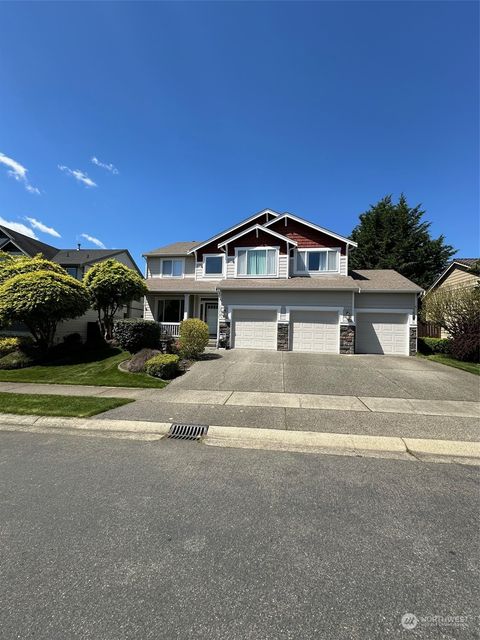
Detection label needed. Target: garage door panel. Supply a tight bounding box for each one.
[233,310,277,350]
[356,313,408,355]
[291,310,339,353]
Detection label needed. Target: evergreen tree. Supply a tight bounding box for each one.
[349,195,455,289]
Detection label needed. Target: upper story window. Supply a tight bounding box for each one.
[161,258,184,278]
[65,266,79,279]
[295,249,339,273]
[236,248,278,277]
[203,254,224,277]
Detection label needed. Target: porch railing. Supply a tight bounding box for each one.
[159,322,181,338]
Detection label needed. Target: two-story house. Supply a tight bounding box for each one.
[0,224,143,342]
[143,209,422,355]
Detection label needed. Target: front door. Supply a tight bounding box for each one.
[205,303,218,337]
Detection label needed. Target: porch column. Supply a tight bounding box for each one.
[183,294,190,320]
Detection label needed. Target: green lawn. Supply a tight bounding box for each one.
[420,354,480,376]
[0,392,135,417]
[0,349,168,388]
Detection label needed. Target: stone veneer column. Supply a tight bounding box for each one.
[277,322,290,351]
[409,326,417,356]
[339,324,355,354]
[218,320,231,349]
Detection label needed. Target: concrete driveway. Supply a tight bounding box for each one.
[95,350,479,441]
[166,350,479,401]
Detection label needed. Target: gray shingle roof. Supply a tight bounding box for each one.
[451,258,479,268]
[218,276,358,290]
[143,241,202,257]
[350,270,423,292]
[145,278,220,293]
[0,225,59,259]
[54,249,128,266]
[145,270,422,293]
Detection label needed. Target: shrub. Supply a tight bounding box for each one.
[417,337,451,356]
[178,318,209,359]
[113,319,161,354]
[0,350,37,370]
[63,332,82,347]
[449,333,480,363]
[145,354,179,379]
[126,348,162,373]
[0,336,23,356]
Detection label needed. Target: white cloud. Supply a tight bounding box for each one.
[58,165,97,188]
[0,216,38,239]
[80,233,106,249]
[25,217,61,238]
[0,152,40,195]
[91,156,119,174]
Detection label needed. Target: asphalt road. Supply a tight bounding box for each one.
[1,430,479,640]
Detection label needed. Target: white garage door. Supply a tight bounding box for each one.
[232,309,277,350]
[291,310,339,353]
[356,313,408,355]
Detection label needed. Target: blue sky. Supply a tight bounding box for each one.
[0,1,478,269]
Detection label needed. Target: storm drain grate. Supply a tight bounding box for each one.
[167,424,209,441]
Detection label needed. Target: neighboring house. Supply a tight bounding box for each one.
[143,209,422,356]
[423,258,480,338]
[0,225,143,342]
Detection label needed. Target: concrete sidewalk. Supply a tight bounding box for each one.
[0,381,478,419]
[0,412,479,465]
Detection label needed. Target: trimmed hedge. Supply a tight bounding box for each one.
[178,318,209,359]
[113,319,161,354]
[145,354,179,379]
[417,337,450,356]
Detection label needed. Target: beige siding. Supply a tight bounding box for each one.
[438,267,479,290]
[146,255,195,278]
[226,257,235,278]
[278,254,288,278]
[355,292,416,310]
[340,254,347,276]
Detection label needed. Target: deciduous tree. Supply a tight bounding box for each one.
[83,259,147,340]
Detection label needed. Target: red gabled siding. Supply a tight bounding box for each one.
[224,229,289,256]
[268,219,347,254]
[195,211,275,259]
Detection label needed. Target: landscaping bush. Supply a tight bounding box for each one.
[144,354,179,379]
[0,350,37,370]
[178,318,209,359]
[449,333,480,363]
[113,319,161,354]
[63,332,82,347]
[126,348,162,373]
[0,336,23,356]
[417,337,451,356]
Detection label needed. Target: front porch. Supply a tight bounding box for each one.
[146,293,220,340]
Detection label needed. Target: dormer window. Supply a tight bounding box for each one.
[161,258,183,277]
[236,248,278,277]
[296,249,339,273]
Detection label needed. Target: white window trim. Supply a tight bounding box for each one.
[234,246,279,278]
[160,257,185,279]
[202,253,225,278]
[294,247,341,275]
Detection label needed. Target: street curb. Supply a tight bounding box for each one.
[0,413,479,463]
